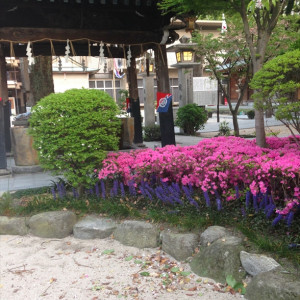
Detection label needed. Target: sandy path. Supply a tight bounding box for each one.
[0,235,245,300]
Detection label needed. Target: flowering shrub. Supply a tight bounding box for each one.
[98,136,300,226]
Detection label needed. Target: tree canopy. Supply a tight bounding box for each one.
[159,0,298,147]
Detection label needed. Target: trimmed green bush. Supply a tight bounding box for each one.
[175,104,208,135]
[29,88,121,193]
[247,110,255,119]
[143,124,161,141]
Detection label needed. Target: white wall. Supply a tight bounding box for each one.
[53,73,89,93]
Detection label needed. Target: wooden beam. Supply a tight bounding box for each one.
[0,27,163,45]
[1,42,154,58]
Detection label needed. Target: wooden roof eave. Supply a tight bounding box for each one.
[0,27,178,57]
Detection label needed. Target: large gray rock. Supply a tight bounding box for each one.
[190,236,246,284]
[28,211,76,238]
[73,216,117,240]
[114,220,160,248]
[200,225,228,246]
[246,269,300,300]
[0,216,28,235]
[161,230,199,261]
[240,251,280,276]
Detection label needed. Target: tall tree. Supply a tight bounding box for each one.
[193,18,252,136]
[159,0,296,147]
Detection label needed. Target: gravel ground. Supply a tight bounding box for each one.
[0,235,245,300]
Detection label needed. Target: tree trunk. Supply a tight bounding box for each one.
[154,45,176,147]
[232,112,239,136]
[29,56,54,105]
[252,61,267,148]
[127,57,143,144]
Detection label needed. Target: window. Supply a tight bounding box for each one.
[89,80,121,101]
[96,81,104,88]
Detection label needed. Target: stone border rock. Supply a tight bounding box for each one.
[0,212,299,300]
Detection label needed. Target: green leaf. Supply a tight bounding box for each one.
[134,260,143,264]
[171,267,180,273]
[125,255,134,261]
[102,249,115,255]
[140,272,150,277]
[180,271,191,277]
[226,274,237,288]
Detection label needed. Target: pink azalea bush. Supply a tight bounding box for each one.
[98,136,300,224]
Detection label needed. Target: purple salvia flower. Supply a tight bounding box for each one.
[151,174,156,186]
[272,214,283,226]
[286,211,294,227]
[216,198,222,211]
[144,182,155,194]
[264,203,271,214]
[128,180,136,196]
[182,186,197,208]
[266,204,275,219]
[139,185,147,198]
[113,179,118,196]
[253,195,258,211]
[235,185,240,199]
[259,196,265,209]
[245,191,251,208]
[182,185,191,197]
[61,183,66,197]
[171,194,183,205]
[189,199,199,209]
[241,207,246,217]
[155,187,166,203]
[120,182,125,197]
[145,189,153,201]
[264,193,268,205]
[172,182,181,195]
[101,180,106,199]
[203,191,211,207]
[51,187,56,200]
[95,183,100,198]
[214,189,220,199]
[57,183,64,199]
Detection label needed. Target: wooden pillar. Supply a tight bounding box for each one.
[154,44,176,147]
[127,57,143,145]
[0,44,8,169]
